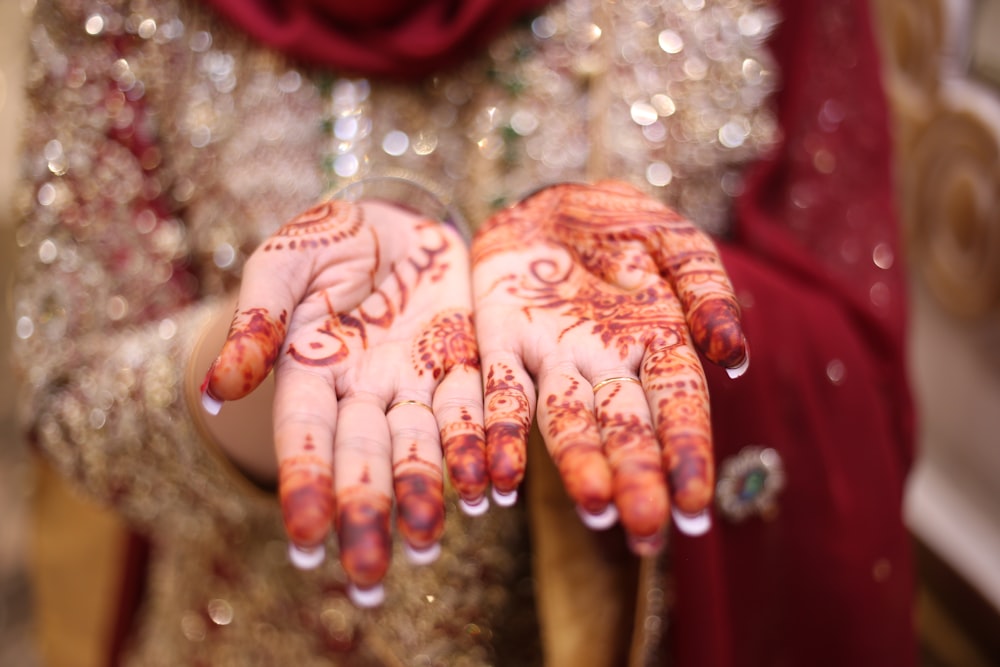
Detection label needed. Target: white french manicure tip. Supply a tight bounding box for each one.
[726,355,750,379]
[348,583,385,608]
[288,543,325,570]
[201,391,224,416]
[458,495,490,517]
[672,508,711,536]
[491,487,518,507]
[404,542,442,566]
[576,504,619,531]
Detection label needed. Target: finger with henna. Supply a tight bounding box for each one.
[334,396,394,606]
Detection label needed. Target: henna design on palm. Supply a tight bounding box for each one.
[203,199,482,599]
[472,180,746,551]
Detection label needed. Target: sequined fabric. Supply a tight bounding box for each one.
[11,0,777,663]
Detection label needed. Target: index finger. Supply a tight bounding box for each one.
[648,217,747,373]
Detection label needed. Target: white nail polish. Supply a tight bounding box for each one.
[201,391,224,416]
[491,487,518,507]
[404,542,441,566]
[288,543,325,570]
[458,496,490,517]
[672,508,711,536]
[576,504,619,531]
[726,345,750,379]
[348,583,385,608]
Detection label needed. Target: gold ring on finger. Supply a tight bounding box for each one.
[386,399,434,416]
[591,376,642,394]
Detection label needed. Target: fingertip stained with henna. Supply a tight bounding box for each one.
[337,493,393,588]
[212,307,287,399]
[441,419,489,501]
[666,434,714,514]
[279,454,334,548]
[485,422,527,492]
[393,467,445,549]
[690,299,745,368]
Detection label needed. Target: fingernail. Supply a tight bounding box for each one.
[576,504,619,531]
[199,364,224,414]
[672,508,711,536]
[288,543,325,570]
[491,487,518,507]
[404,541,441,566]
[458,495,490,517]
[348,583,385,608]
[726,342,750,379]
[201,390,224,416]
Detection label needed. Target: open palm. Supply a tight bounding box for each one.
[471,181,748,553]
[203,199,484,603]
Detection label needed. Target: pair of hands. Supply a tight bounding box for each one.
[201,180,747,606]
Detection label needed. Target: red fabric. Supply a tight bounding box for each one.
[200,0,552,78]
[667,0,917,665]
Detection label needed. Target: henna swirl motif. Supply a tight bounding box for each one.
[261,200,364,252]
[287,297,369,368]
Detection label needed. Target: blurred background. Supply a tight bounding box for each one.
[1,0,37,665]
[2,1,999,665]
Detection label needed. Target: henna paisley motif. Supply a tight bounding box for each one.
[412,309,480,379]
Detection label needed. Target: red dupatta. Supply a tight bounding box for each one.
[201,0,553,78]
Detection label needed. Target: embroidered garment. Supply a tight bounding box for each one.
[11,0,916,665]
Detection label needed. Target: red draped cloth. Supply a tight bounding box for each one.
[201,0,552,78]
[670,1,918,665]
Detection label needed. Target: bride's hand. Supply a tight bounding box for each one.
[201,198,484,604]
[471,181,748,553]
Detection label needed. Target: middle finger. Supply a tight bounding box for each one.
[334,394,393,606]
